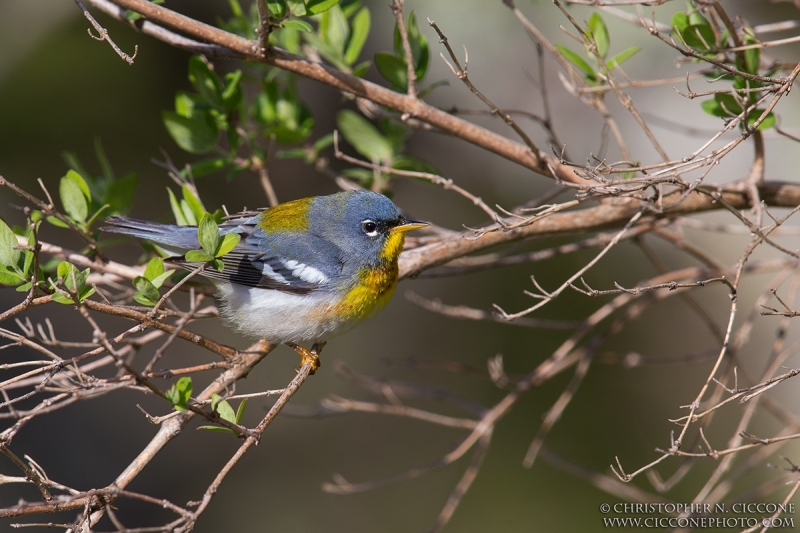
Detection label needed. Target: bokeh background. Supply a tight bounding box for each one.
[1,1,800,531]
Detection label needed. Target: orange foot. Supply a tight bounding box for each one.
[286,342,325,375]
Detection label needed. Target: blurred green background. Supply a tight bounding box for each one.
[1,1,799,531]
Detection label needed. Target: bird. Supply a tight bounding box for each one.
[101,190,428,372]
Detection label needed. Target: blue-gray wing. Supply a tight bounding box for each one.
[182,217,343,295]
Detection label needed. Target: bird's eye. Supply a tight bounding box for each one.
[361,220,379,237]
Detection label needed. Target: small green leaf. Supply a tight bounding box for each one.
[217,233,241,257]
[168,188,189,226]
[65,170,91,201]
[143,257,165,281]
[213,395,237,423]
[344,7,370,65]
[134,276,160,303]
[306,0,340,15]
[57,261,72,280]
[282,19,313,32]
[52,293,76,305]
[608,46,639,70]
[166,377,193,412]
[133,293,157,306]
[0,218,20,268]
[235,398,248,424]
[588,13,609,59]
[162,111,219,154]
[671,12,689,33]
[556,45,595,81]
[197,213,220,256]
[184,250,215,263]
[374,52,407,89]
[46,216,70,229]
[352,60,371,78]
[188,56,222,108]
[313,133,335,152]
[0,268,23,286]
[181,186,206,223]
[150,269,175,289]
[337,110,394,162]
[221,70,244,111]
[747,109,776,130]
[197,425,236,434]
[267,0,287,19]
[60,175,88,222]
[742,33,760,75]
[320,4,349,55]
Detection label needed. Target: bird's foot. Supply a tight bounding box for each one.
[286,342,326,375]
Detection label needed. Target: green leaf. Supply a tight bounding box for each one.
[556,45,596,81]
[162,111,219,154]
[313,133,335,152]
[0,268,23,286]
[320,4,349,55]
[16,281,32,292]
[267,0,287,19]
[166,377,193,412]
[184,250,216,263]
[671,12,689,33]
[174,91,204,118]
[197,425,236,434]
[306,0,340,15]
[188,56,222,108]
[143,257,165,281]
[181,186,206,223]
[221,70,244,111]
[150,269,175,289]
[217,233,241,257]
[607,46,639,70]
[168,188,189,226]
[344,7,370,65]
[747,109,776,130]
[588,13,609,59]
[187,158,230,179]
[0,218,20,268]
[60,174,88,222]
[276,148,308,159]
[133,276,160,303]
[212,394,237,423]
[235,398,248,423]
[282,19,313,32]
[392,155,438,175]
[57,261,72,280]
[184,250,214,263]
[197,213,220,256]
[133,293,157,306]
[352,60,371,78]
[374,52,407,89]
[742,33,759,75]
[53,293,76,305]
[65,170,91,201]
[394,11,428,81]
[337,110,394,162]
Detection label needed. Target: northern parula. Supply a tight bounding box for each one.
[102,190,427,370]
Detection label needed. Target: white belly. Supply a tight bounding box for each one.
[216,283,350,344]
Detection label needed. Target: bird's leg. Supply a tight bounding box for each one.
[286,342,325,375]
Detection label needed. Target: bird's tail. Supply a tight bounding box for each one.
[101,216,200,251]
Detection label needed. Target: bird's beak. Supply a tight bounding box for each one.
[394,218,429,233]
